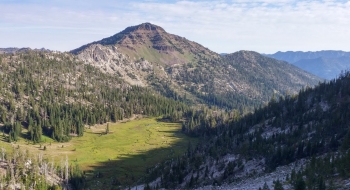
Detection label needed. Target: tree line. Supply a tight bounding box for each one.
[0,51,189,143]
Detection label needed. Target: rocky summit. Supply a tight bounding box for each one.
[71,22,218,66]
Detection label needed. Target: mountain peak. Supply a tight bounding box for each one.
[71,22,218,65]
[125,22,165,33]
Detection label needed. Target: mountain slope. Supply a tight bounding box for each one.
[71,23,322,111]
[0,50,189,143]
[266,50,350,80]
[145,71,350,189]
[222,51,320,101]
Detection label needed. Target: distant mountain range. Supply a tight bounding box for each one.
[71,23,321,110]
[265,50,350,80]
[0,47,50,54]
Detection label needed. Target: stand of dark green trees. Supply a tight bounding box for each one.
[147,71,350,189]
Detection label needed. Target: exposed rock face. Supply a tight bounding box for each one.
[76,44,154,86]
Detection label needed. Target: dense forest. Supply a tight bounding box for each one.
[147,71,350,189]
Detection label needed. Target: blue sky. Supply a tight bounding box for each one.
[1,0,349,53]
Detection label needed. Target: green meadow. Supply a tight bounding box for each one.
[0,117,197,188]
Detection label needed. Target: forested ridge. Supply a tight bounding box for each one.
[146,71,350,189]
[172,50,321,111]
[0,51,189,143]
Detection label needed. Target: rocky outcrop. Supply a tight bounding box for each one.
[76,44,154,86]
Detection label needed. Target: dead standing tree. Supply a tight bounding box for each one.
[0,147,5,161]
[65,155,69,185]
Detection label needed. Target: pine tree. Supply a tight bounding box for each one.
[262,182,270,190]
[294,176,306,190]
[274,179,284,190]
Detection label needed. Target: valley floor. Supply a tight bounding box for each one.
[0,116,197,188]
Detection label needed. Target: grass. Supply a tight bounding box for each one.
[0,117,197,189]
[119,43,195,66]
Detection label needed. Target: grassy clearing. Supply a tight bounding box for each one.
[0,117,197,188]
